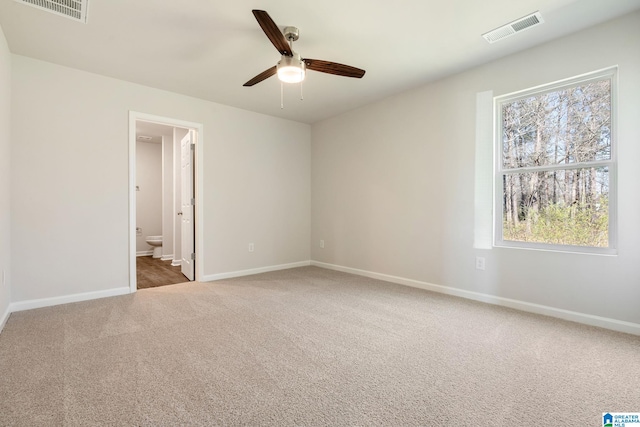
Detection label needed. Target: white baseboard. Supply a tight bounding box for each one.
[0,304,10,334]
[136,251,153,257]
[4,261,636,336]
[171,260,181,267]
[9,287,131,313]
[202,261,311,282]
[311,261,640,336]
[161,255,174,261]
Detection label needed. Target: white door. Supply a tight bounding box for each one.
[180,130,195,281]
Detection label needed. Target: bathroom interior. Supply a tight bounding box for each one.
[136,120,192,289]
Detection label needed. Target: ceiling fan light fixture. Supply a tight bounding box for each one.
[277,54,306,83]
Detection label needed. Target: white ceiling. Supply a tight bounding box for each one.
[136,120,177,145]
[1,0,639,124]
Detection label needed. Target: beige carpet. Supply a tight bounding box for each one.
[0,266,638,426]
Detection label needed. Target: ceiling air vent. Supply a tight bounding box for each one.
[482,11,543,44]
[15,0,89,23]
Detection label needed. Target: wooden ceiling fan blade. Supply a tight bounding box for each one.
[252,10,292,57]
[304,59,366,78]
[243,66,277,87]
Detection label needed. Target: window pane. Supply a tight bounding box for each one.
[502,80,611,169]
[502,167,609,247]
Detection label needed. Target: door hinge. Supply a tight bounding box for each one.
[190,253,196,260]
[191,197,195,205]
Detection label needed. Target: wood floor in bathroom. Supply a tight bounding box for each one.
[136,256,190,289]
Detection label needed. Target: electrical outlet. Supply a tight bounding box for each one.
[248,243,254,252]
[320,240,324,249]
[475,257,486,270]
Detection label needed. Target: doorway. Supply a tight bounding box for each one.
[128,112,203,292]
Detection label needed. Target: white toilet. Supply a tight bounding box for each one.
[145,235,163,258]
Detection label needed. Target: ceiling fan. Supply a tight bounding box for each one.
[243,10,366,87]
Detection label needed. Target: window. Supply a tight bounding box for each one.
[494,68,616,254]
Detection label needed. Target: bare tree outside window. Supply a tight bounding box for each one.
[496,70,615,252]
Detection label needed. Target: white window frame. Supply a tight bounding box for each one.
[493,67,617,255]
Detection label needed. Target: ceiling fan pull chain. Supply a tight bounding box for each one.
[281,82,284,109]
[300,80,304,101]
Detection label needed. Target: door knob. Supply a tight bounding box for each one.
[177,212,183,215]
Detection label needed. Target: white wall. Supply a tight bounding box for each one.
[311,11,640,325]
[0,24,11,325]
[136,141,162,254]
[10,56,311,302]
